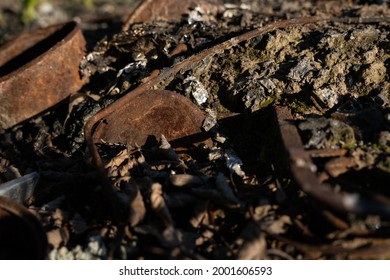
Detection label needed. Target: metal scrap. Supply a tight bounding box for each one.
[0,21,87,130]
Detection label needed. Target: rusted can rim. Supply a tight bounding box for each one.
[274,105,390,219]
[0,21,87,130]
[0,196,47,259]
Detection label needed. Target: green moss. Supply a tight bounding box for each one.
[211,84,219,95]
[20,0,38,24]
[215,101,233,116]
[328,124,356,149]
[288,99,309,115]
[245,48,263,62]
[258,96,275,109]
[83,0,94,9]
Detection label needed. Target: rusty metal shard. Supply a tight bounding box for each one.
[123,0,222,30]
[91,90,209,149]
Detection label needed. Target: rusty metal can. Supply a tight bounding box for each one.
[0,21,86,130]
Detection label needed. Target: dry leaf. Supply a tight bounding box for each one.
[169,174,205,187]
[47,228,70,249]
[104,149,128,169]
[150,182,174,227]
[190,201,210,228]
[52,208,68,227]
[215,172,241,206]
[236,223,266,260]
[261,215,292,235]
[122,179,146,227]
[159,135,188,170]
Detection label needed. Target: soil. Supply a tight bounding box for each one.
[0,0,389,259]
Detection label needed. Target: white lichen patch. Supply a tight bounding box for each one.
[313,87,340,108]
[184,75,210,106]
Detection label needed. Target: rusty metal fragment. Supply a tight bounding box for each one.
[274,105,390,218]
[0,197,47,259]
[0,21,86,130]
[90,89,209,150]
[123,0,222,29]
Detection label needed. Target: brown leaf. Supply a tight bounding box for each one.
[215,172,241,206]
[236,223,266,260]
[122,179,146,227]
[150,182,174,226]
[169,174,205,187]
[104,149,128,170]
[190,201,210,228]
[158,135,188,170]
[47,228,70,249]
[261,215,292,235]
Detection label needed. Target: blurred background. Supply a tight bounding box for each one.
[1,0,389,46]
[0,0,140,46]
[1,0,388,45]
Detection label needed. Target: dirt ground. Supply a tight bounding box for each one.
[0,0,389,259]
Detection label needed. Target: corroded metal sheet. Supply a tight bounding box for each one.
[91,89,209,149]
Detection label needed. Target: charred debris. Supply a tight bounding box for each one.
[0,0,389,259]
